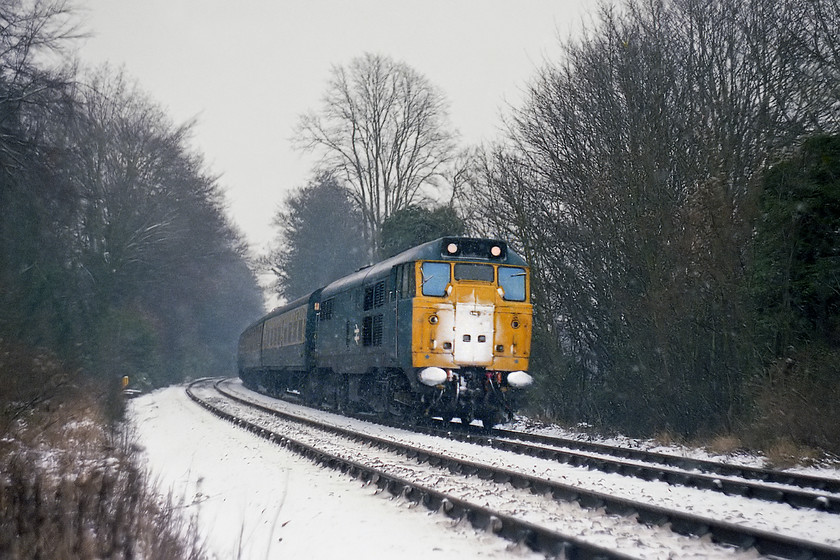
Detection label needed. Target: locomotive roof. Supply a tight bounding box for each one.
[320,237,527,298]
[242,237,528,332]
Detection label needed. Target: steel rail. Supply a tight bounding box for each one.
[493,426,840,495]
[185,378,639,560]
[210,378,840,560]
[419,425,840,513]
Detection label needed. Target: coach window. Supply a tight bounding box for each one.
[498,266,527,301]
[421,262,450,297]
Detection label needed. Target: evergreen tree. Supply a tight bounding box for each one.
[754,134,840,356]
[267,173,368,300]
[380,204,465,258]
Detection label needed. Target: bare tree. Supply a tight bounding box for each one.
[295,53,456,256]
[469,0,840,436]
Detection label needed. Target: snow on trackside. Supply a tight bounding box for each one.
[127,386,544,560]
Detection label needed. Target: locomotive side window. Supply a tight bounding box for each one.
[454,263,494,282]
[499,266,527,301]
[401,263,416,298]
[395,264,415,299]
[421,262,450,297]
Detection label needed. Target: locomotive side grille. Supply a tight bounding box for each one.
[362,314,383,346]
[364,280,386,310]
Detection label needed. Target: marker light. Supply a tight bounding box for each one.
[490,245,502,257]
[447,242,458,254]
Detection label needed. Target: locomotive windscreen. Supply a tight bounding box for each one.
[454,263,494,282]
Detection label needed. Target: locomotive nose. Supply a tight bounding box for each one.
[453,302,494,365]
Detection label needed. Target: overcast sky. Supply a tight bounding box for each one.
[76,0,592,254]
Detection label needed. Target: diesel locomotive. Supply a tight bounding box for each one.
[237,237,533,428]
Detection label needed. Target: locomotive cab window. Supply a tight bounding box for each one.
[421,262,450,297]
[499,266,527,301]
[454,263,494,282]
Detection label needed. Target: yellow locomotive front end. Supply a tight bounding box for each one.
[409,239,533,427]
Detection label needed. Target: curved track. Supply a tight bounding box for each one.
[188,378,840,559]
[421,424,840,513]
[491,427,840,496]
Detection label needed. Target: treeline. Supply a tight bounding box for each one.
[466,0,840,451]
[1,1,263,398]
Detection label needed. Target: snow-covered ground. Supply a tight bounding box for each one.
[128,383,840,559]
[129,386,544,559]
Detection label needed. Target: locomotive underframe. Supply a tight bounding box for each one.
[240,363,515,428]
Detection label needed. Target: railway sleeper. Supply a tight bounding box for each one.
[476,467,495,480]
[577,494,606,509]
[751,486,785,503]
[603,500,637,517]
[386,479,406,498]
[459,463,479,477]
[441,498,466,520]
[468,510,504,533]
[635,509,670,527]
[719,479,751,497]
[708,526,756,549]
[423,493,445,512]
[510,476,531,490]
[401,486,425,505]
[552,487,580,502]
[670,517,711,538]
[530,480,552,495]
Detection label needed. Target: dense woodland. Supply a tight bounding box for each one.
[273,0,840,455]
[1,2,263,400]
[469,0,840,454]
[1,2,260,556]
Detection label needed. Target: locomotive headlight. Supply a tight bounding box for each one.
[490,245,502,257]
[429,315,439,324]
[446,242,458,254]
[511,319,520,329]
[418,367,447,387]
[507,370,534,388]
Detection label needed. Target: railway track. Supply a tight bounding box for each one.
[413,423,840,514]
[188,377,840,559]
[491,426,840,497]
[242,377,840,514]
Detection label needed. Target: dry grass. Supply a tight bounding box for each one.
[703,434,744,456]
[652,430,684,447]
[762,437,823,469]
[0,343,207,560]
